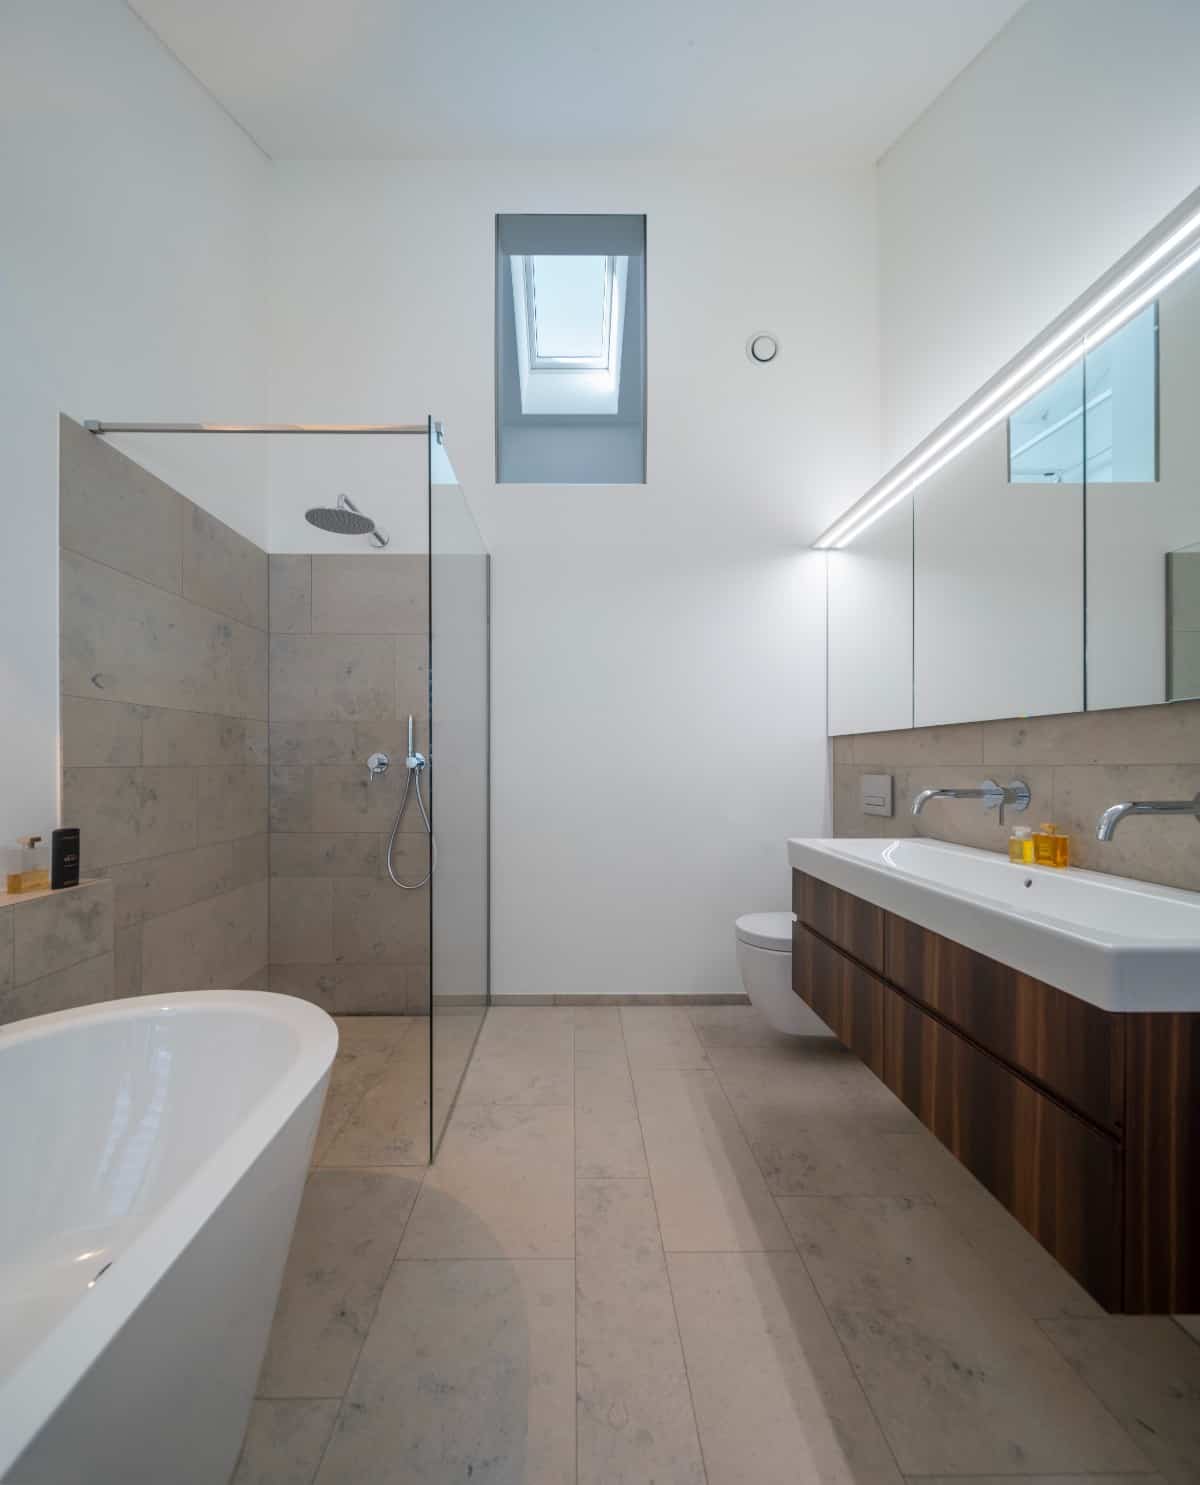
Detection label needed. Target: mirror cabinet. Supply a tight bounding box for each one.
[827,200,1200,736]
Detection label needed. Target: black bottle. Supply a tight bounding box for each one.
[51,827,81,890]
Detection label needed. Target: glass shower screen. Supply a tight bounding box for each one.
[427,421,491,1158]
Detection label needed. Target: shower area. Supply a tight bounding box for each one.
[60,416,489,1158]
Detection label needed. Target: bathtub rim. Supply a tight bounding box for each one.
[0,989,338,1477]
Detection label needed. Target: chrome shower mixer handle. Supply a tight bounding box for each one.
[368,715,434,889]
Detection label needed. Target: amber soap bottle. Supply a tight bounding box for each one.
[1033,822,1069,868]
[5,835,50,894]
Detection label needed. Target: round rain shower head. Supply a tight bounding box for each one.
[304,493,376,537]
[305,506,375,536]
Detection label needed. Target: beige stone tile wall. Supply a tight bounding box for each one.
[266,552,429,1014]
[59,416,269,1002]
[0,880,115,1024]
[831,699,1200,890]
[56,424,429,1014]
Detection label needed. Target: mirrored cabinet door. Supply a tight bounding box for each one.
[913,417,1084,727]
[824,188,1200,742]
[827,496,913,735]
[1085,271,1200,709]
[1168,540,1200,699]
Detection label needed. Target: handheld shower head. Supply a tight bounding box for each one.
[405,713,425,771]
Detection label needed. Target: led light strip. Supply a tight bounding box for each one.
[814,191,1200,550]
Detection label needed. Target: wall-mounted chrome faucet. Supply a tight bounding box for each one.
[912,778,1031,827]
[1095,792,1200,841]
[366,718,426,786]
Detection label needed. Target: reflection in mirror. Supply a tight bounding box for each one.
[827,495,913,735]
[1167,541,1200,701]
[1082,304,1157,483]
[1008,361,1083,484]
[1086,264,1197,709]
[820,186,1200,738]
[915,419,1083,727]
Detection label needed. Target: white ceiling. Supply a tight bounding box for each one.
[129,0,1026,164]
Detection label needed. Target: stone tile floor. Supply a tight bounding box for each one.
[232,1005,1200,1485]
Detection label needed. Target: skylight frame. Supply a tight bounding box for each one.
[509,253,629,416]
[523,254,616,371]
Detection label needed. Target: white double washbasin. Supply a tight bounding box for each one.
[787,836,1200,1013]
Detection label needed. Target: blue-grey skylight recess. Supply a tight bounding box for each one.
[496,213,646,484]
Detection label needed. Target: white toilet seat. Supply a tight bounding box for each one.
[734,912,793,952]
[735,910,829,1037]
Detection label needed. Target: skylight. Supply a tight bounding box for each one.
[510,253,629,414]
[529,255,610,363]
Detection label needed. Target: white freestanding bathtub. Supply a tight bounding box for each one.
[0,991,337,1485]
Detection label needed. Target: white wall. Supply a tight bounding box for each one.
[0,0,269,850]
[267,161,879,997]
[878,0,1200,465]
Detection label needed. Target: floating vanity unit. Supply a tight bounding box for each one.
[788,836,1200,1314]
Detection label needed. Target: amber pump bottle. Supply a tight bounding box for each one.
[1032,822,1069,868]
[5,836,50,894]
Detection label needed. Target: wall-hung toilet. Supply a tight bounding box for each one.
[735,912,829,1036]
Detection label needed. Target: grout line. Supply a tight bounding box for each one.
[383,1254,577,1263]
[621,1008,711,1485]
[64,697,270,728]
[657,1243,800,1255]
[62,544,269,636]
[278,628,429,640]
[310,1025,421,1167]
[11,945,114,995]
[705,1047,1175,1476]
[1032,1316,1169,1467]
[308,1099,433,1481]
[252,1394,343,1404]
[1171,1315,1200,1351]
[573,1174,650,1182]
[309,1160,430,1173]
[705,1045,911,1485]
[66,761,267,773]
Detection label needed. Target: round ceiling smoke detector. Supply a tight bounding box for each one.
[747,333,779,364]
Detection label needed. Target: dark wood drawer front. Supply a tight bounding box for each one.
[884,914,1124,1133]
[793,871,884,974]
[883,990,1122,1310]
[793,921,885,1078]
[1123,1013,1200,1314]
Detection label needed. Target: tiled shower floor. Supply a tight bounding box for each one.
[233,1006,1200,1485]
